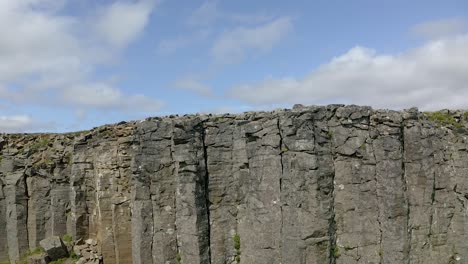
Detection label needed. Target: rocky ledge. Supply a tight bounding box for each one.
[1,105,468,264]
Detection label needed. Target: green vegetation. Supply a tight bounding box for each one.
[48,258,69,264]
[14,247,46,264]
[359,143,367,151]
[212,116,227,122]
[233,233,241,263]
[333,246,341,258]
[176,253,181,264]
[424,111,463,129]
[0,259,10,264]
[30,137,51,153]
[64,152,73,165]
[100,129,113,137]
[32,157,54,170]
[327,130,334,139]
[62,233,73,243]
[28,247,45,255]
[344,246,353,251]
[70,250,79,260]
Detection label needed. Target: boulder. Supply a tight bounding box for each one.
[39,236,69,260]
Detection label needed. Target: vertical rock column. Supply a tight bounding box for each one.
[330,106,382,264]
[0,174,8,262]
[47,164,71,238]
[131,139,154,264]
[236,114,282,264]
[404,118,439,263]
[173,117,211,264]
[204,116,239,264]
[133,118,178,264]
[86,126,134,264]
[69,140,92,241]
[279,108,335,264]
[444,128,468,263]
[26,175,51,250]
[2,157,29,262]
[93,135,121,264]
[405,115,468,263]
[371,110,408,263]
[112,132,134,264]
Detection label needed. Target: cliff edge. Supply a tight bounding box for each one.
[1,105,468,264]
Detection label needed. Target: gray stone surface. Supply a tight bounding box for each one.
[39,236,68,260]
[1,105,468,263]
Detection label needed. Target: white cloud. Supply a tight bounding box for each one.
[187,0,272,27]
[0,0,163,124]
[212,17,293,63]
[173,77,213,97]
[0,115,33,132]
[228,34,468,111]
[95,0,159,48]
[62,83,163,112]
[412,18,466,39]
[157,30,210,55]
[0,115,54,133]
[187,0,219,27]
[0,0,80,82]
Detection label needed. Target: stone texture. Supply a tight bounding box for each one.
[39,236,68,260]
[27,253,48,264]
[1,105,468,264]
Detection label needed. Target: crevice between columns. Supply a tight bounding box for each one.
[200,120,212,264]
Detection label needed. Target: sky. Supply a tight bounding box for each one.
[0,0,467,132]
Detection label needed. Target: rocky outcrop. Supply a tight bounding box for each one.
[1,105,468,264]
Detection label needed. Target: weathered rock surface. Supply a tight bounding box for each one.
[39,236,68,260]
[1,105,468,264]
[73,238,103,264]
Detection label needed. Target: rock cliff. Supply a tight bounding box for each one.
[1,105,468,264]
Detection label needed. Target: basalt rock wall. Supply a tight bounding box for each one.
[1,105,468,264]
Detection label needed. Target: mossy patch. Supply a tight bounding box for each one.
[424,111,463,129]
[48,258,69,264]
[28,247,45,255]
[233,233,241,263]
[176,253,181,264]
[333,246,341,258]
[30,137,51,153]
[62,233,73,243]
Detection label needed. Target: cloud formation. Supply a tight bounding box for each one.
[0,115,55,133]
[212,17,293,64]
[173,77,213,97]
[187,0,272,28]
[157,30,211,55]
[412,18,466,39]
[229,34,468,110]
[62,83,163,111]
[0,0,162,132]
[96,0,159,48]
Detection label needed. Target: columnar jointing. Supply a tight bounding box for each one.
[1,105,468,264]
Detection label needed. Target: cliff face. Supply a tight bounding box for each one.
[1,105,468,264]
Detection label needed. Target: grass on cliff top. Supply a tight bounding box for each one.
[424,111,463,129]
[29,136,51,153]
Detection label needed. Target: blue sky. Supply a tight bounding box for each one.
[0,0,467,132]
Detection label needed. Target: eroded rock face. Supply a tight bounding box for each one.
[1,105,468,264]
[39,236,68,260]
